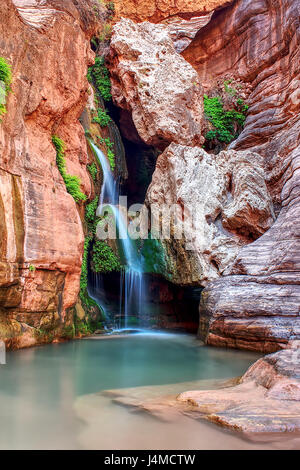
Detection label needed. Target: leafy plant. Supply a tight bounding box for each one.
[203,95,248,146]
[79,236,98,307]
[99,23,112,42]
[0,57,12,121]
[88,56,111,102]
[87,162,98,181]
[29,264,36,272]
[0,57,12,91]
[98,136,115,171]
[224,79,237,96]
[52,135,87,203]
[85,196,99,225]
[92,108,112,127]
[91,240,121,273]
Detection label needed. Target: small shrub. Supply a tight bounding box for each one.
[88,56,111,102]
[0,57,12,92]
[85,196,99,225]
[52,135,87,203]
[80,236,98,307]
[99,23,112,42]
[92,108,112,127]
[91,240,121,273]
[0,57,12,121]
[87,162,98,181]
[98,136,115,171]
[203,95,248,146]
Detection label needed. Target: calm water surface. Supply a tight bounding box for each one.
[0,333,296,450]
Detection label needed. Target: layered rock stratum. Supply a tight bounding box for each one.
[181,0,300,352]
[112,0,230,23]
[0,0,100,348]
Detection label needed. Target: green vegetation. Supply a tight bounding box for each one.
[91,240,121,273]
[61,324,75,339]
[0,57,12,91]
[87,162,98,182]
[85,196,99,225]
[79,236,98,307]
[88,56,111,102]
[29,264,36,272]
[34,328,55,343]
[141,238,171,279]
[98,136,115,171]
[0,57,12,121]
[52,135,87,203]
[203,95,249,146]
[92,108,112,127]
[74,316,104,336]
[223,79,237,96]
[107,1,115,14]
[99,23,112,42]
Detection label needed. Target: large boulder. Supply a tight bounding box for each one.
[109,18,204,149]
[146,143,274,285]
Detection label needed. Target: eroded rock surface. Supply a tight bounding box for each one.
[179,0,300,351]
[112,0,230,23]
[178,343,300,434]
[109,18,204,149]
[162,14,213,53]
[0,0,100,348]
[146,143,274,285]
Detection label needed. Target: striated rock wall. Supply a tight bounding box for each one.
[180,0,300,352]
[112,0,231,23]
[0,0,101,348]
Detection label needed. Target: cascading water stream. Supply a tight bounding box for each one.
[89,142,146,330]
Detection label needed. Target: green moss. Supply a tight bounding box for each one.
[61,324,75,339]
[75,319,93,336]
[91,240,121,273]
[141,238,171,279]
[88,56,111,102]
[79,236,98,307]
[52,135,87,203]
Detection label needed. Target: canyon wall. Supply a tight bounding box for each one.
[1,0,299,354]
[112,0,230,23]
[109,0,300,352]
[0,0,101,348]
[183,0,300,352]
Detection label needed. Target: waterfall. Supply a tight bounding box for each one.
[89,142,146,330]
